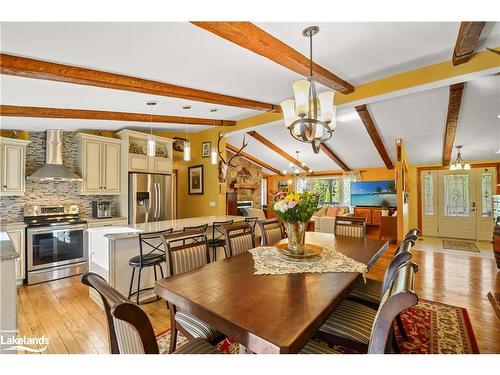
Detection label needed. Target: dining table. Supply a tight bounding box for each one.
[155,232,389,354]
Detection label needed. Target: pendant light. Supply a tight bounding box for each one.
[210,141,218,165]
[449,145,471,170]
[280,26,336,153]
[146,101,157,157]
[183,116,191,161]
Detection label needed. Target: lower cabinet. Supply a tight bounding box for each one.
[353,207,383,226]
[6,228,25,284]
[87,218,128,229]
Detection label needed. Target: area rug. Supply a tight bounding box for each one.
[156,299,479,354]
[442,239,479,253]
[487,291,500,319]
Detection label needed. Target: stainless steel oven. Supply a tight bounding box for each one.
[24,205,88,284]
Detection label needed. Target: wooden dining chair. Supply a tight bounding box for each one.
[257,218,285,246]
[404,228,420,243]
[333,216,367,238]
[81,272,219,354]
[222,222,256,257]
[163,229,223,353]
[309,261,419,354]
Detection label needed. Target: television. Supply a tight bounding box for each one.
[350,180,397,207]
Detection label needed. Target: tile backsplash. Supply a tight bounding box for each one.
[0,131,117,222]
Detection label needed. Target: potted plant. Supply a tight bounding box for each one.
[380,199,390,216]
[273,191,319,255]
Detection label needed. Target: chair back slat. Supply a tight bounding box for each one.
[163,229,210,275]
[381,240,413,295]
[368,262,419,354]
[257,218,285,246]
[334,216,366,238]
[81,272,159,354]
[222,222,256,256]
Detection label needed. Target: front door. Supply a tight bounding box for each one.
[437,170,476,239]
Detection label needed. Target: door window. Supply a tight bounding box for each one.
[443,174,469,217]
[481,173,492,218]
[424,174,434,215]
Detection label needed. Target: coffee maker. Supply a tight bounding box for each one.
[92,200,113,219]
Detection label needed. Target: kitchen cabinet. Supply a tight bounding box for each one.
[77,134,121,195]
[86,217,128,228]
[0,137,30,196]
[7,229,25,283]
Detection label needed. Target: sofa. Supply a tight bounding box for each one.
[312,206,352,234]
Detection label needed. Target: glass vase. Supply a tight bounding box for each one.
[284,221,307,255]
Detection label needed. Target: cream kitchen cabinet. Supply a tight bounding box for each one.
[77,134,122,195]
[7,229,25,283]
[0,137,30,196]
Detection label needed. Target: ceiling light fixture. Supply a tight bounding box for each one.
[183,117,191,162]
[146,101,157,157]
[182,105,192,110]
[449,145,470,170]
[280,26,336,154]
[210,108,218,113]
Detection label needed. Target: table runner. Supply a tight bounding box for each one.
[249,246,368,277]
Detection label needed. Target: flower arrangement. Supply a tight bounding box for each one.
[273,191,320,223]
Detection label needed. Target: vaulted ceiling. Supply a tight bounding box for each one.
[1,21,499,173]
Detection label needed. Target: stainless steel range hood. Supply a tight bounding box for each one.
[27,130,83,182]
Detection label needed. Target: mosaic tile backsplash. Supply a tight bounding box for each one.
[0,131,117,222]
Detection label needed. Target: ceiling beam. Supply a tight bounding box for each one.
[191,22,354,94]
[442,83,465,166]
[246,130,311,172]
[0,105,236,126]
[226,143,283,175]
[0,53,280,113]
[452,22,486,65]
[355,105,394,169]
[319,143,350,171]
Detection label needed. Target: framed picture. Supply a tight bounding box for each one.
[188,165,204,195]
[201,141,211,158]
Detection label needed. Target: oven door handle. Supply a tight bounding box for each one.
[27,224,88,234]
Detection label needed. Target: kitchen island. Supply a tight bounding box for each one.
[86,215,242,305]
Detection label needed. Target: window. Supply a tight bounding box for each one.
[443,174,469,217]
[481,173,492,218]
[424,174,434,215]
[296,176,352,207]
[261,178,268,207]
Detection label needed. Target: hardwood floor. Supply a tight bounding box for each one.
[16,243,500,354]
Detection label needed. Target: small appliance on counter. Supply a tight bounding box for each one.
[92,200,113,219]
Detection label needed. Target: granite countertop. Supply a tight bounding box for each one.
[0,221,26,231]
[0,232,20,261]
[95,215,244,240]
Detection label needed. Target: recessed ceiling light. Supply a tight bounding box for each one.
[146,101,157,106]
[182,105,192,110]
[497,114,500,118]
[210,108,218,112]
[495,149,500,154]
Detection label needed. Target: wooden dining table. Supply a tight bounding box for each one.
[155,232,389,354]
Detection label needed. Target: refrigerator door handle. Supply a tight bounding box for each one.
[157,182,162,220]
[154,182,160,219]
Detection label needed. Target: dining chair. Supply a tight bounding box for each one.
[127,228,173,305]
[347,239,414,340]
[208,220,234,261]
[222,222,256,257]
[163,229,222,353]
[81,272,219,354]
[333,216,367,238]
[309,261,419,354]
[404,228,420,243]
[257,218,285,246]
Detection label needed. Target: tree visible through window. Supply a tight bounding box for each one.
[296,177,352,206]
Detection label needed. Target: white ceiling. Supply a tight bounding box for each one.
[1,22,499,171]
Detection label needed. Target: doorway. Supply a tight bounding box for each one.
[421,166,495,241]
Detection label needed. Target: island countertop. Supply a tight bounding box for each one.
[100,215,244,240]
[0,232,20,261]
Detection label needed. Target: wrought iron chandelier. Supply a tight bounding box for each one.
[280,26,336,154]
[449,145,471,170]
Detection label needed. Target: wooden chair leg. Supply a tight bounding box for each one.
[395,314,408,341]
[128,267,135,300]
[168,302,178,353]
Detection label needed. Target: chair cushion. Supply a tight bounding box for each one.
[335,224,364,238]
[171,244,208,274]
[129,253,165,267]
[265,226,283,245]
[326,207,340,217]
[319,300,376,345]
[300,340,340,354]
[349,277,382,304]
[172,338,220,354]
[229,234,254,256]
[175,311,220,342]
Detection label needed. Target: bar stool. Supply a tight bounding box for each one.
[128,228,173,305]
[182,223,208,245]
[208,220,233,261]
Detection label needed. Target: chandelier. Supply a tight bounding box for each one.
[449,145,470,170]
[280,26,336,154]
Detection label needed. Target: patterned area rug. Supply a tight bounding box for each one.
[487,291,500,319]
[442,239,479,252]
[156,299,479,354]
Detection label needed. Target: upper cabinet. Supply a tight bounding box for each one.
[0,137,30,196]
[77,134,121,195]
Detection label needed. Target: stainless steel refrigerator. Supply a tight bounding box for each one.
[129,173,173,224]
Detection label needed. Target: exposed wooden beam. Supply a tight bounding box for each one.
[0,105,236,126]
[0,53,280,113]
[246,130,311,172]
[226,143,283,175]
[355,105,394,169]
[453,22,486,65]
[442,83,465,166]
[319,143,350,171]
[191,22,354,94]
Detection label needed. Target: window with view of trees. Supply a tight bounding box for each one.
[296,177,352,207]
